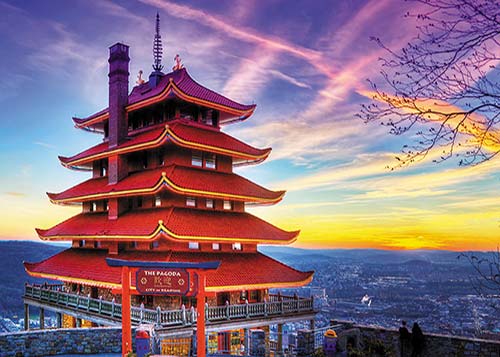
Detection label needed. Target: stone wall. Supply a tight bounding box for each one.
[0,327,132,357]
[332,321,500,357]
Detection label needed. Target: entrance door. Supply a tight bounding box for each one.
[90,287,99,299]
[217,292,230,306]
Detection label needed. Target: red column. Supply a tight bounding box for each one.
[121,266,132,357]
[196,272,206,357]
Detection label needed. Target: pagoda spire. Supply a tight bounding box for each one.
[152,12,164,72]
[149,13,165,88]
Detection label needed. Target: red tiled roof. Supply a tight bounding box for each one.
[48,165,285,204]
[59,120,270,168]
[167,120,270,163]
[74,68,256,128]
[36,207,299,244]
[24,248,313,291]
[59,127,166,168]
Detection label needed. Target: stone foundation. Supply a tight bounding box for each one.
[332,321,500,357]
[0,327,129,357]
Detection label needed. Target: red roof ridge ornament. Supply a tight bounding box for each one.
[173,54,184,71]
[136,70,145,85]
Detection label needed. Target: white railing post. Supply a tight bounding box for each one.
[264,298,268,317]
[245,299,249,318]
[111,298,116,317]
[140,302,144,323]
[181,304,187,325]
[225,300,230,320]
[156,306,162,325]
[191,306,196,323]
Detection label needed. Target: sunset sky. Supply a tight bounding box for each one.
[0,0,498,251]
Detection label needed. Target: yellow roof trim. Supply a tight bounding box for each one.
[51,172,284,205]
[38,219,299,245]
[62,124,268,168]
[205,274,314,292]
[76,80,255,129]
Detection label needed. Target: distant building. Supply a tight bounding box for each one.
[23,15,315,355]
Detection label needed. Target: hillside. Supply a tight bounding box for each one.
[0,241,492,321]
[0,241,65,316]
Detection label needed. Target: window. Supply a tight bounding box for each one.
[232,242,242,251]
[93,241,101,249]
[202,116,212,126]
[137,197,143,208]
[191,151,203,167]
[157,150,164,166]
[223,200,232,210]
[154,196,161,207]
[150,241,159,249]
[205,154,216,169]
[212,243,220,251]
[129,241,137,249]
[186,197,196,207]
[142,152,148,169]
[90,202,97,212]
[250,290,260,301]
[189,242,199,250]
[79,240,86,248]
[206,199,214,209]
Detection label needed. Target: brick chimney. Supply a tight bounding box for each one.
[108,43,129,148]
[107,43,129,187]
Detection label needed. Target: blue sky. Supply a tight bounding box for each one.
[0,0,499,250]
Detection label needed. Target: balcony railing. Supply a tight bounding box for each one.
[24,284,314,328]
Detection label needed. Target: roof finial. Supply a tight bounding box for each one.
[173,54,184,71]
[152,12,164,72]
[136,70,145,85]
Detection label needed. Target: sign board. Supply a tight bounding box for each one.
[136,268,190,295]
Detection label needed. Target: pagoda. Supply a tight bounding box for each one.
[24,15,315,356]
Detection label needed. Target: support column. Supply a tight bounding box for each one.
[24,304,29,331]
[196,272,207,357]
[39,308,45,330]
[310,319,315,331]
[243,328,250,356]
[121,266,132,357]
[76,318,82,328]
[56,313,62,328]
[277,323,283,356]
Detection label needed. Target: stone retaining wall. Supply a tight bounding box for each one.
[0,327,129,357]
[333,321,500,357]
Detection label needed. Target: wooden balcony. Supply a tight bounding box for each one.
[24,284,315,332]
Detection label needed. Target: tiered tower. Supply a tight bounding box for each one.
[24,16,314,355]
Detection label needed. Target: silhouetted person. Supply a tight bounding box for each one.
[411,322,425,357]
[399,320,410,356]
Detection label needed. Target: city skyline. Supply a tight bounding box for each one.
[0,0,498,251]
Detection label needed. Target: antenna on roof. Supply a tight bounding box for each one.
[152,12,164,72]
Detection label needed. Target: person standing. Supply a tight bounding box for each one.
[411,322,425,357]
[399,320,411,356]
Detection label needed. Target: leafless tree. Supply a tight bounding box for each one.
[360,0,500,310]
[460,249,500,310]
[360,0,500,168]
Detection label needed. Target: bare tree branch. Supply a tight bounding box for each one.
[359,0,500,168]
[459,248,500,310]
